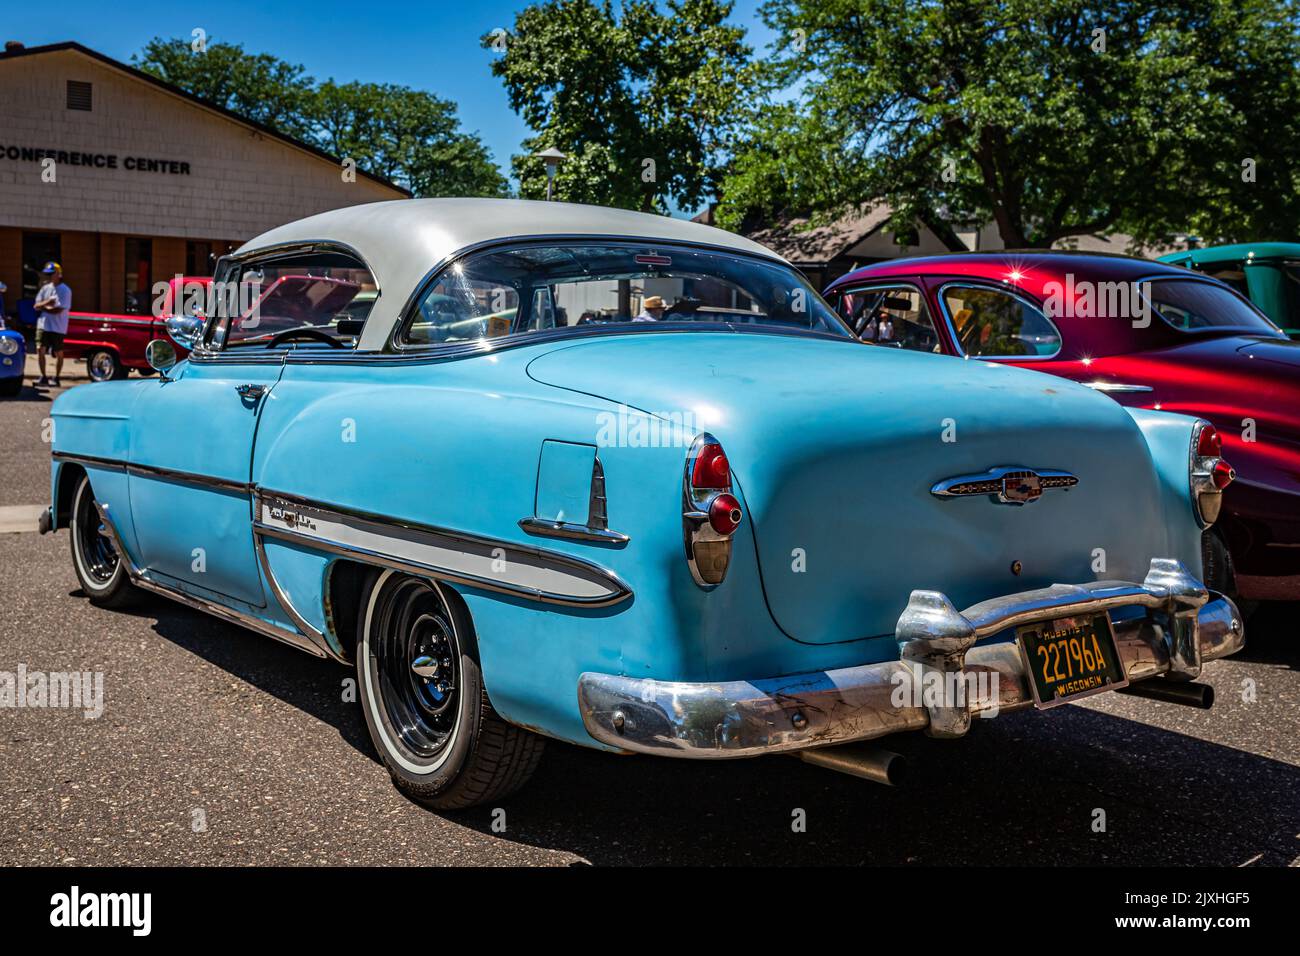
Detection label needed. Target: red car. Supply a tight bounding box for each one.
[824,252,1300,604]
[65,276,211,382]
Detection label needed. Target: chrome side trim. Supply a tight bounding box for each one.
[517,454,631,545]
[52,452,250,494]
[578,559,1242,757]
[253,531,340,660]
[518,518,630,545]
[256,490,633,608]
[93,501,327,659]
[1083,381,1154,394]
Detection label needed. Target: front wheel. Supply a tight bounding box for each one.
[70,474,137,608]
[86,349,125,382]
[356,569,544,810]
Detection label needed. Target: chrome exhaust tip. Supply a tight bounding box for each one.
[1116,679,1215,709]
[795,744,908,787]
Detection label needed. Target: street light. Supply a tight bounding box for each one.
[537,147,566,201]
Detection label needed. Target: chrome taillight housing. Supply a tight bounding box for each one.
[684,433,743,586]
[1190,421,1235,526]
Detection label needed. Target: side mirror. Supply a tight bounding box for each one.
[145,339,178,376]
[165,312,204,350]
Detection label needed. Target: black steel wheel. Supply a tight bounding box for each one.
[356,570,545,810]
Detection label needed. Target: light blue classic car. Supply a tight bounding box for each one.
[42,199,1245,808]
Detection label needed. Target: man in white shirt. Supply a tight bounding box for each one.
[34,261,71,388]
[877,311,895,343]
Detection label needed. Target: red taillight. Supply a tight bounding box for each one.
[708,493,743,536]
[1197,425,1222,458]
[692,443,730,489]
[1212,459,1235,489]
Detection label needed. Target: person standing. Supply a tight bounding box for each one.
[877,310,895,343]
[34,262,70,388]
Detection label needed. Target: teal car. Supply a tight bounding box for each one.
[1159,243,1300,337]
[40,199,1245,810]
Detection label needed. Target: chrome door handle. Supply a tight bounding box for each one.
[236,384,268,401]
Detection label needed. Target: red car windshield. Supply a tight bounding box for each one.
[1142,278,1282,336]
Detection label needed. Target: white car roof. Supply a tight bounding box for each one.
[234,198,786,351]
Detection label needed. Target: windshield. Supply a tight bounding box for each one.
[400,242,849,346]
[1142,278,1281,335]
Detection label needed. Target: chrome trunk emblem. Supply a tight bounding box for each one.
[931,466,1078,505]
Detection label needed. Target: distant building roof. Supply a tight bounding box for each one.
[745,204,893,265]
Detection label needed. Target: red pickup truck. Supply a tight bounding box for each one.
[66,276,211,382]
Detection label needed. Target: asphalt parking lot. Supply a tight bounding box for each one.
[1,379,1297,866]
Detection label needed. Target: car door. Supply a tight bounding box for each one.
[128,353,283,606]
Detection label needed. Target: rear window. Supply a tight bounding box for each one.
[399,241,848,347]
[1141,278,1279,334]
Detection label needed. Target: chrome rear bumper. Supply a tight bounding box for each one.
[577,559,1245,757]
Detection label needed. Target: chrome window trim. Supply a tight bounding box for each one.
[191,239,380,362]
[388,234,851,355]
[934,280,1063,361]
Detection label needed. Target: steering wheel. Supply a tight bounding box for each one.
[265,327,345,349]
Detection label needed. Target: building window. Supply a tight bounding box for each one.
[66,80,93,111]
[124,238,153,315]
[186,241,213,278]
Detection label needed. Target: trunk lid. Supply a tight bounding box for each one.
[528,332,1176,644]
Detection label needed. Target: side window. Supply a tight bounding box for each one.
[209,249,376,350]
[941,285,1061,357]
[836,285,940,353]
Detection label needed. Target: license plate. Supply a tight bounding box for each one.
[1017,613,1128,708]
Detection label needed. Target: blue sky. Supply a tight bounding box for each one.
[5,0,777,214]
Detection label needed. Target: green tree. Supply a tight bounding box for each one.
[486,0,751,211]
[309,81,508,198]
[134,37,508,198]
[134,36,316,139]
[717,0,1300,248]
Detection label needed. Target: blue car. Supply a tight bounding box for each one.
[0,318,25,396]
[41,199,1245,809]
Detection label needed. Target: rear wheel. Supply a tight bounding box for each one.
[356,569,544,810]
[86,349,125,382]
[70,474,136,608]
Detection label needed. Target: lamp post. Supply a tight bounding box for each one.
[537,147,566,201]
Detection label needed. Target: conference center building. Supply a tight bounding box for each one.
[0,40,407,318]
